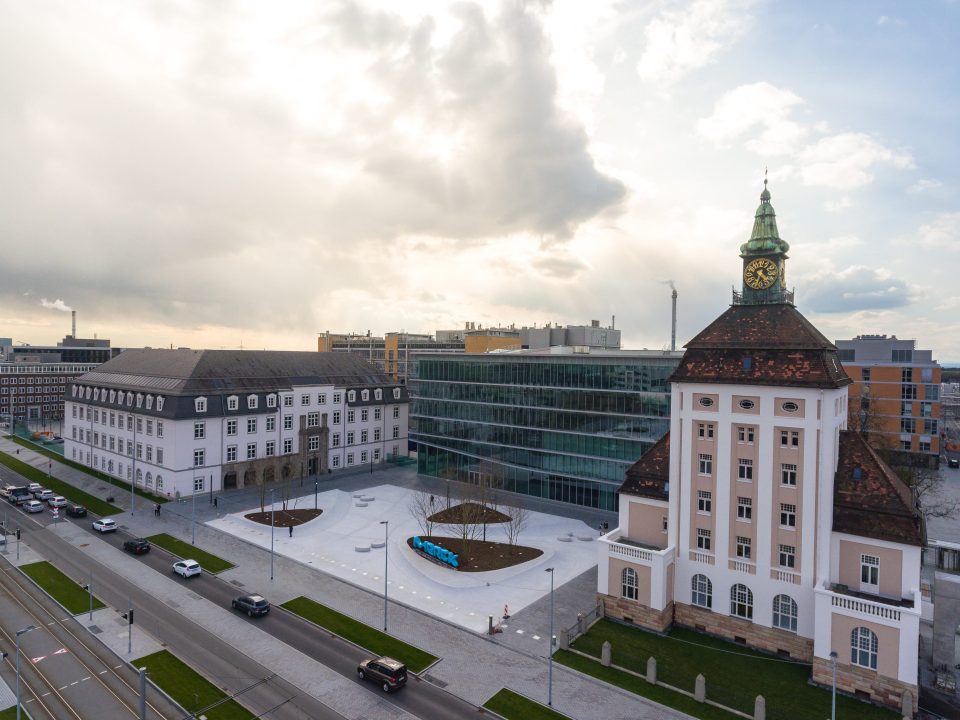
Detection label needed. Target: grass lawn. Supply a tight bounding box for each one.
[483,688,572,720]
[9,437,167,504]
[564,620,898,720]
[20,561,106,615]
[281,596,438,673]
[134,650,253,720]
[145,533,235,573]
[0,707,23,719]
[0,451,119,516]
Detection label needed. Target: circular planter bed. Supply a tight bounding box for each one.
[406,536,542,572]
[244,508,322,527]
[428,502,510,525]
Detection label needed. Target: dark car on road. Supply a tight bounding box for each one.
[66,504,87,518]
[357,656,407,693]
[231,595,270,617]
[949,457,959,469]
[123,538,150,555]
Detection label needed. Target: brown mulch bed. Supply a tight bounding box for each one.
[428,502,510,525]
[406,535,542,572]
[244,508,322,528]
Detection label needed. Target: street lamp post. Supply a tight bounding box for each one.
[191,483,196,545]
[270,488,275,581]
[314,481,318,511]
[380,520,388,632]
[830,650,838,720]
[545,567,555,706]
[16,625,37,720]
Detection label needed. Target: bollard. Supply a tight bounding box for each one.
[577,612,586,636]
[558,628,568,650]
[646,656,657,684]
[601,640,612,667]
[694,673,706,702]
[489,616,494,635]
[753,695,765,720]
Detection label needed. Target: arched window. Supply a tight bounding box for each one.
[136,468,143,485]
[145,472,153,488]
[156,475,163,491]
[691,574,712,608]
[851,627,878,670]
[730,583,753,619]
[621,568,639,601]
[772,594,798,632]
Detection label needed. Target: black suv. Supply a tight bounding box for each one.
[123,538,150,555]
[66,504,87,518]
[231,595,270,617]
[357,656,407,693]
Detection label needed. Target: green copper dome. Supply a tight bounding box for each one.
[739,180,790,256]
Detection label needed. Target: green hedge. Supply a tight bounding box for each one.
[145,533,235,574]
[0,452,119,516]
[20,561,106,615]
[134,650,253,720]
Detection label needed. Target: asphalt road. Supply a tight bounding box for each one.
[2,472,485,720]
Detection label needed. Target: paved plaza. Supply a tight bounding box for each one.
[208,483,600,633]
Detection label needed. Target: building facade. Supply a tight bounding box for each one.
[410,347,681,511]
[64,350,409,498]
[597,184,922,715]
[836,335,941,467]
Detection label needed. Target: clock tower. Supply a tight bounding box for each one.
[738,178,791,305]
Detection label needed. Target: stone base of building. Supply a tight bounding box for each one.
[812,656,916,716]
[674,602,813,661]
[598,593,673,633]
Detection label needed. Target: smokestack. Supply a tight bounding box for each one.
[671,288,678,352]
[71,310,76,338]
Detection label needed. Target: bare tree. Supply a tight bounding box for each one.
[450,485,484,565]
[257,480,267,513]
[896,466,960,522]
[408,491,436,537]
[502,501,529,555]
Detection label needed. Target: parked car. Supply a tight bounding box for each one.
[123,538,151,555]
[92,518,117,533]
[26,483,41,494]
[38,490,55,502]
[949,457,960,469]
[8,489,31,505]
[357,657,407,693]
[22,500,44,513]
[47,496,66,507]
[173,560,201,578]
[66,504,87,518]
[231,594,270,617]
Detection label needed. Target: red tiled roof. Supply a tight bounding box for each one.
[833,430,923,546]
[619,432,670,500]
[669,304,851,389]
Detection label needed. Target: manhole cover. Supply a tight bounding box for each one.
[89,625,102,634]
[424,675,447,688]
[230,580,244,587]
[167,600,180,609]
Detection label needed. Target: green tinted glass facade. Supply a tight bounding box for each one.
[411,352,679,511]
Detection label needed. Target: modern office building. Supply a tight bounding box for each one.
[64,349,409,498]
[319,320,621,384]
[836,335,941,467]
[597,183,921,715]
[410,347,681,511]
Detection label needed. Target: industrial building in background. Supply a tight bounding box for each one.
[0,311,119,430]
[836,335,942,468]
[410,346,681,511]
[318,320,621,384]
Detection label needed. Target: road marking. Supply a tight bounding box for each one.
[53,648,69,656]
[99,670,107,675]
[81,676,90,682]
[58,686,68,691]
[31,655,46,663]
[70,681,78,686]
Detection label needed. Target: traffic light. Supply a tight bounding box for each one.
[15,529,20,541]
[121,609,134,625]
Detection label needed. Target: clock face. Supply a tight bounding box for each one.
[743,258,779,290]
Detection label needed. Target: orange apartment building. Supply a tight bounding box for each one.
[836,336,941,467]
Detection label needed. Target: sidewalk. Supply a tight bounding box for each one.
[0,436,690,720]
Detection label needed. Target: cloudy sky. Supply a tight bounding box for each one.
[2,1,958,360]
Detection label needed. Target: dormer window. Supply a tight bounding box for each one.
[227,396,238,411]
[93,388,101,401]
[361,389,369,401]
[852,465,863,480]
[195,397,208,413]
[348,390,356,403]
[375,389,382,401]
[109,390,116,403]
[72,386,78,397]
[156,397,165,412]
[126,392,134,406]
[393,388,401,400]
[136,393,144,408]
[266,394,277,408]
[247,394,258,409]
[146,395,153,409]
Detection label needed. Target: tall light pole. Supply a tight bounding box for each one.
[16,625,37,720]
[314,480,318,511]
[270,488,275,581]
[545,567,555,706]
[380,520,388,631]
[830,650,838,720]
[191,482,197,545]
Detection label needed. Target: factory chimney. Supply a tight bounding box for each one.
[71,310,76,339]
[670,287,678,352]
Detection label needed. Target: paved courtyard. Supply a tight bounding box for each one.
[208,483,600,633]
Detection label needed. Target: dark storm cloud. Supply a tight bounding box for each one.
[800,266,916,313]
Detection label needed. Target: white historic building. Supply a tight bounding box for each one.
[597,184,922,715]
[64,349,409,498]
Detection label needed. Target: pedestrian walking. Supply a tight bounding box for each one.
[288,525,293,538]
[214,497,218,509]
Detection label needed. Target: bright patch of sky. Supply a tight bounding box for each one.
[0,1,957,360]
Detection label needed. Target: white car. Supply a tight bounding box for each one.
[173,560,201,578]
[92,518,118,533]
[38,490,56,502]
[22,500,44,513]
[47,496,66,507]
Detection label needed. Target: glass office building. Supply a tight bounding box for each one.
[411,349,681,511]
